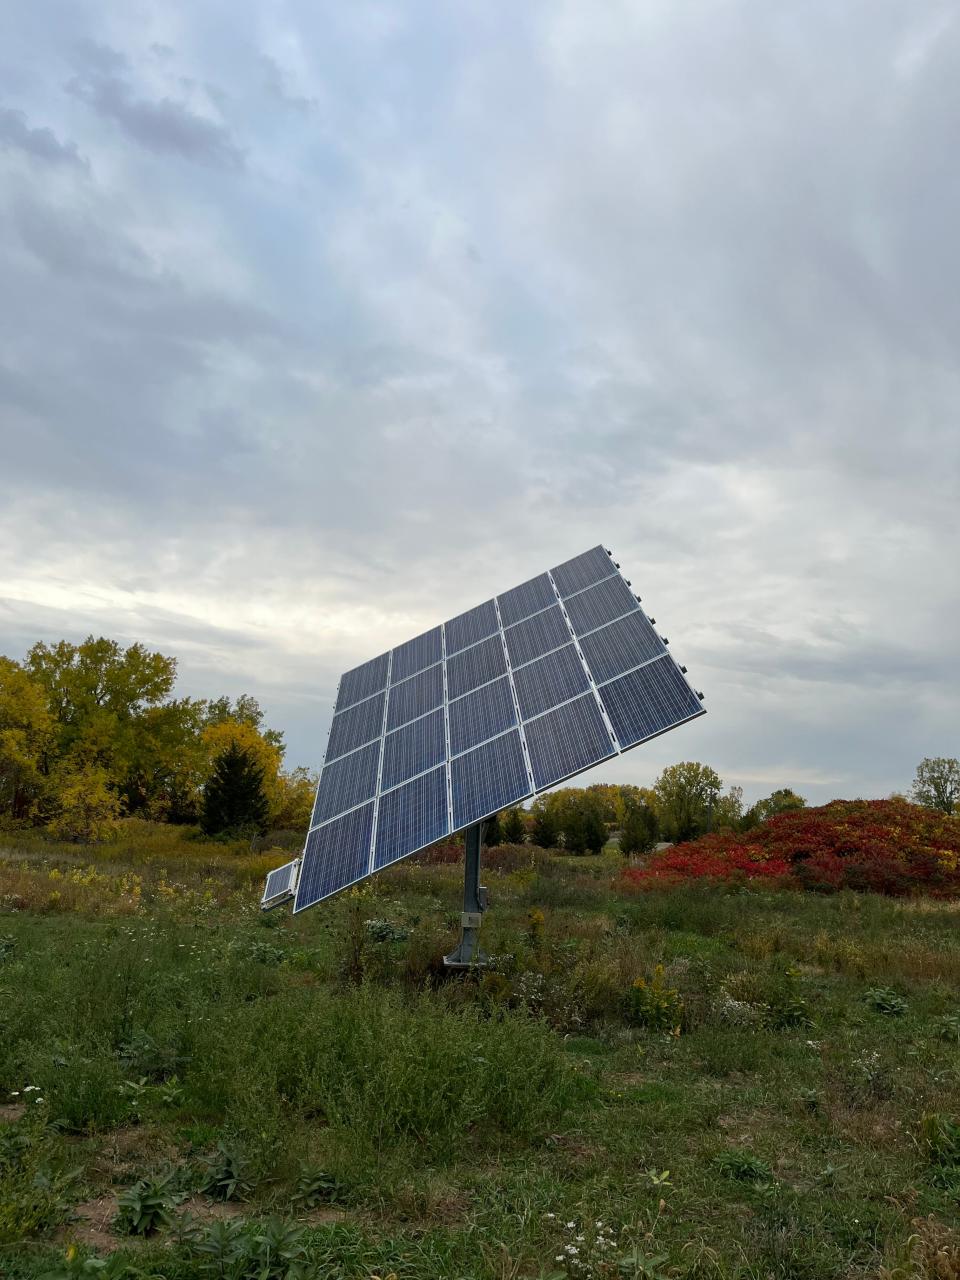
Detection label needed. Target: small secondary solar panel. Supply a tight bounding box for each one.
[261,859,299,909]
[283,545,705,914]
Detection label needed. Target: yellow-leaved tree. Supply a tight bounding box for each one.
[0,657,54,824]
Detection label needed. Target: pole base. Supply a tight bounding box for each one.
[442,943,489,970]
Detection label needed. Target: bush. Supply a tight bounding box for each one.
[626,964,684,1032]
[620,799,960,898]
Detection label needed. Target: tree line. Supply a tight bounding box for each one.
[0,636,315,841]
[489,763,807,856]
[491,757,958,855]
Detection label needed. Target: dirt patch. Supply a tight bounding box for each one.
[58,1194,121,1253]
[176,1196,248,1222]
[0,1103,26,1124]
[86,1125,183,1181]
[297,1206,350,1226]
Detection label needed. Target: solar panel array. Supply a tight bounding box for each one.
[271,545,704,914]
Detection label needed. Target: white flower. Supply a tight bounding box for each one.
[10,1091,19,1097]
[35,1097,44,1104]
[23,1085,38,1093]
[595,1220,603,1228]
[544,1212,556,1220]
[566,1221,576,1229]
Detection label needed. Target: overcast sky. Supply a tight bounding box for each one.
[1,1,958,804]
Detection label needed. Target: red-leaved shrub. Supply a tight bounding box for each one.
[620,799,960,897]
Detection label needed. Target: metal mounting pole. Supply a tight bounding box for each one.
[443,821,489,969]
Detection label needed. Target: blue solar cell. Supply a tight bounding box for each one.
[448,676,517,756]
[524,693,614,789]
[599,655,704,748]
[564,573,637,636]
[451,729,531,829]
[513,643,590,721]
[579,611,665,683]
[262,860,297,904]
[503,604,571,668]
[337,652,389,710]
[392,627,442,682]
[294,803,374,911]
[496,573,556,627]
[386,662,444,731]
[381,708,446,791]
[446,633,507,700]
[374,766,449,869]
[325,691,385,760]
[312,739,380,825]
[445,600,498,655]
[551,545,614,597]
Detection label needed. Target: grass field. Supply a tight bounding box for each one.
[2,822,959,1279]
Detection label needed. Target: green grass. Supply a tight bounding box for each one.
[1,832,960,1277]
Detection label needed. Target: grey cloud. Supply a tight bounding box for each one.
[66,53,243,169]
[0,105,86,168]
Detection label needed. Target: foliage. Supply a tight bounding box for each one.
[0,656,54,824]
[622,798,960,897]
[0,636,298,840]
[114,1172,182,1235]
[201,742,270,839]
[627,964,683,1032]
[47,763,123,843]
[864,987,908,1017]
[200,1142,254,1201]
[741,787,807,830]
[712,785,744,831]
[653,762,722,842]
[531,789,608,854]
[291,1163,344,1208]
[186,1216,307,1280]
[619,795,658,856]
[531,800,560,849]
[502,807,527,844]
[919,1112,960,1176]
[0,1120,78,1244]
[912,757,960,815]
[270,766,317,831]
[712,1150,774,1183]
[484,810,503,847]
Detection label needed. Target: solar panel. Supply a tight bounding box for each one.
[261,858,299,909]
[286,544,705,914]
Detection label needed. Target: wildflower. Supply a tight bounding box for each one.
[23,1085,38,1092]
[10,1091,19,1097]
[34,1097,44,1104]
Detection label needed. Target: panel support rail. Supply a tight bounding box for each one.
[443,822,489,969]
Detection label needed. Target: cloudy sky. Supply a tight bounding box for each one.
[1,1,958,804]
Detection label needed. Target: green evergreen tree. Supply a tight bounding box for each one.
[502,807,526,844]
[531,802,559,849]
[484,811,503,847]
[582,794,608,854]
[620,799,659,855]
[201,742,269,838]
[563,803,587,853]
